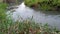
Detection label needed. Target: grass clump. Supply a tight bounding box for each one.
[24,0,60,11]
[0,19,60,34]
[0,3,8,20]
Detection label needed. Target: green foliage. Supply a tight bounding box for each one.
[0,19,60,34]
[0,3,8,20]
[24,0,38,6]
[25,0,60,11]
[0,3,7,9]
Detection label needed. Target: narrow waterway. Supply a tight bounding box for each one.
[8,2,60,30]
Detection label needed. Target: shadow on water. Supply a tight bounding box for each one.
[29,6,60,15]
[31,7,60,15]
[40,11,60,15]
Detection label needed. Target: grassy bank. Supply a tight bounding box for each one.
[0,3,8,21]
[24,0,60,11]
[0,19,60,34]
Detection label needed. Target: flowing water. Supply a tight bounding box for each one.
[8,2,60,30]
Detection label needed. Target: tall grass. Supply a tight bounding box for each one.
[0,3,8,20]
[24,0,60,11]
[0,19,60,34]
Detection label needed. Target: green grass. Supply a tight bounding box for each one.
[24,0,60,11]
[0,19,60,34]
[0,3,8,20]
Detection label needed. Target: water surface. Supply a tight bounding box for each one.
[8,2,60,30]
